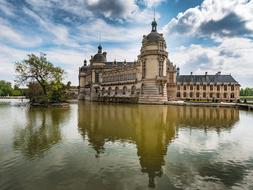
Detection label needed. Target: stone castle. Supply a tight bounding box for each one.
[78,18,240,104]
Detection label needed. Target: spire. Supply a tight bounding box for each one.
[151,9,157,32]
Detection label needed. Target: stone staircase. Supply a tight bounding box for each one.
[138,80,168,104]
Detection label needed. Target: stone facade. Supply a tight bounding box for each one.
[176,73,240,102]
[78,19,240,103]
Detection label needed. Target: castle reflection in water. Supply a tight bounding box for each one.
[78,103,239,188]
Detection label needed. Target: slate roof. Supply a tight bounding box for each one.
[176,75,239,84]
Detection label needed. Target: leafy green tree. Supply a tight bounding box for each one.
[15,54,66,103]
[0,80,13,96]
[240,88,253,96]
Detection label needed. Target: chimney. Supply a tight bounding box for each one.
[190,72,193,75]
[205,72,208,75]
[177,67,180,76]
[216,71,221,75]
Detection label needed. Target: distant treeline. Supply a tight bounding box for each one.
[240,88,253,96]
[0,80,26,96]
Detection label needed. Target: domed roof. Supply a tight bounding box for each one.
[92,45,106,63]
[146,31,164,43]
[93,53,106,63]
[142,18,165,44]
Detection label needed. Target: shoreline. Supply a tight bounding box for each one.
[165,101,253,111]
[1,98,253,111]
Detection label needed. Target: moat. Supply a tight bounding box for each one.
[1,100,253,190]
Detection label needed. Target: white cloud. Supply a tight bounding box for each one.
[163,0,253,38]
[0,45,28,84]
[77,18,148,43]
[142,0,165,8]
[0,0,15,16]
[0,18,42,48]
[170,37,253,87]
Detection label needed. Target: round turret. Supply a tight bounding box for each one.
[92,45,106,63]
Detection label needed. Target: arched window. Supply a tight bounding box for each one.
[108,87,112,95]
[123,86,127,95]
[102,88,105,95]
[95,87,100,94]
[115,87,119,95]
[131,86,136,95]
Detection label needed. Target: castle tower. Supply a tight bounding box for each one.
[89,45,107,101]
[138,18,168,103]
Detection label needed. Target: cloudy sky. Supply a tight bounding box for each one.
[0,0,253,87]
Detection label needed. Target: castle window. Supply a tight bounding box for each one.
[224,93,227,98]
[196,92,200,98]
[231,85,234,91]
[183,92,187,98]
[203,85,206,90]
[197,85,200,90]
[203,92,206,98]
[231,93,235,98]
[159,61,163,77]
[217,85,220,91]
[217,93,220,98]
[190,92,193,98]
[190,85,193,90]
[95,72,99,83]
[108,87,112,95]
[210,93,213,98]
[123,86,127,95]
[115,87,119,95]
[159,84,163,95]
[95,87,99,94]
[177,85,180,90]
[131,86,136,95]
[142,62,146,79]
[224,85,227,91]
[141,84,144,94]
[102,88,105,95]
[169,74,173,83]
[184,85,187,90]
[210,85,213,91]
[177,92,181,97]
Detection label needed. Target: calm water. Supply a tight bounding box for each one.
[1,101,253,190]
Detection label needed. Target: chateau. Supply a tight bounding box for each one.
[78,18,240,104]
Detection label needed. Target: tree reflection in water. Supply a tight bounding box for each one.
[13,107,70,158]
[78,102,239,188]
